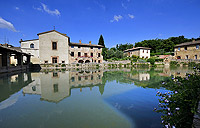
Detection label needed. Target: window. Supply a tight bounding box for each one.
[91,47,93,49]
[78,46,81,48]
[91,53,93,57]
[185,55,188,59]
[91,75,93,80]
[62,61,65,63]
[78,52,81,57]
[52,57,58,63]
[71,52,74,57]
[98,48,101,50]
[71,46,74,48]
[98,60,100,63]
[53,72,58,77]
[85,76,88,80]
[143,50,144,53]
[184,47,187,50]
[147,50,148,53]
[71,77,75,82]
[52,42,57,50]
[84,53,87,57]
[30,43,34,48]
[32,86,36,91]
[53,84,58,93]
[45,61,48,64]
[196,45,199,49]
[78,76,81,81]
[195,55,197,59]
[98,53,100,57]
[178,47,180,51]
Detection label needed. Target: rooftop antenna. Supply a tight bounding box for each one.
[4,36,6,44]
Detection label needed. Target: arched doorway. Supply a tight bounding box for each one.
[78,60,84,63]
[85,60,90,63]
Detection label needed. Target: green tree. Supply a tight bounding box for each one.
[98,35,105,47]
[102,48,108,60]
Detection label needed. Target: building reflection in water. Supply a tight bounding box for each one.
[13,67,193,104]
[22,70,104,103]
[0,72,33,109]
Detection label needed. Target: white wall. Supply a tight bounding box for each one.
[39,31,69,64]
[21,40,40,64]
[139,49,150,59]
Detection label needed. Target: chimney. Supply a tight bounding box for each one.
[79,40,81,44]
[89,41,91,44]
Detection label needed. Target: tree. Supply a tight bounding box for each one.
[98,35,105,47]
[102,47,108,60]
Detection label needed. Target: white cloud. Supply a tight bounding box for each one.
[15,7,19,10]
[128,14,135,19]
[0,17,17,32]
[34,3,61,16]
[110,15,123,22]
[122,3,127,9]
[94,0,106,11]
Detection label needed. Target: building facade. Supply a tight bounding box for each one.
[20,30,104,64]
[174,40,200,60]
[124,47,151,59]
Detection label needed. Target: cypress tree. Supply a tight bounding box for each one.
[98,35,105,47]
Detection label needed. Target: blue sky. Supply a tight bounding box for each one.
[0,0,200,48]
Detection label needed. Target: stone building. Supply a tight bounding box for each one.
[0,44,31,73]
[124,47,151,59]
[20,30,104,64]
[174,40,200,59]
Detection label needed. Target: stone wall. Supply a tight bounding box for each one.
[174,45,200,59]
[69,45,103,64]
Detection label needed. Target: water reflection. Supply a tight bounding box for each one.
[0,72,32,103]
[22,70,104,103]
[0,67,195,128]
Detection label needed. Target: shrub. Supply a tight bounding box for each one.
[155,58,164,62]
[61,64,66,67]
[132,58,137,62]
[188,62,196,67]
[155,70,200,128]
[131,55,139,59]
[76,63,79,66]
[147,58,155,65]
[170,61,179,67]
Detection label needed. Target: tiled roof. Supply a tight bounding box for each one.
[20,39,38,43]
[158,55,171,59]
[174,40,200,47]
[70,42,104,48]
[37,30,69,38]
[124,47,151,52]
[0,45,31,56]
